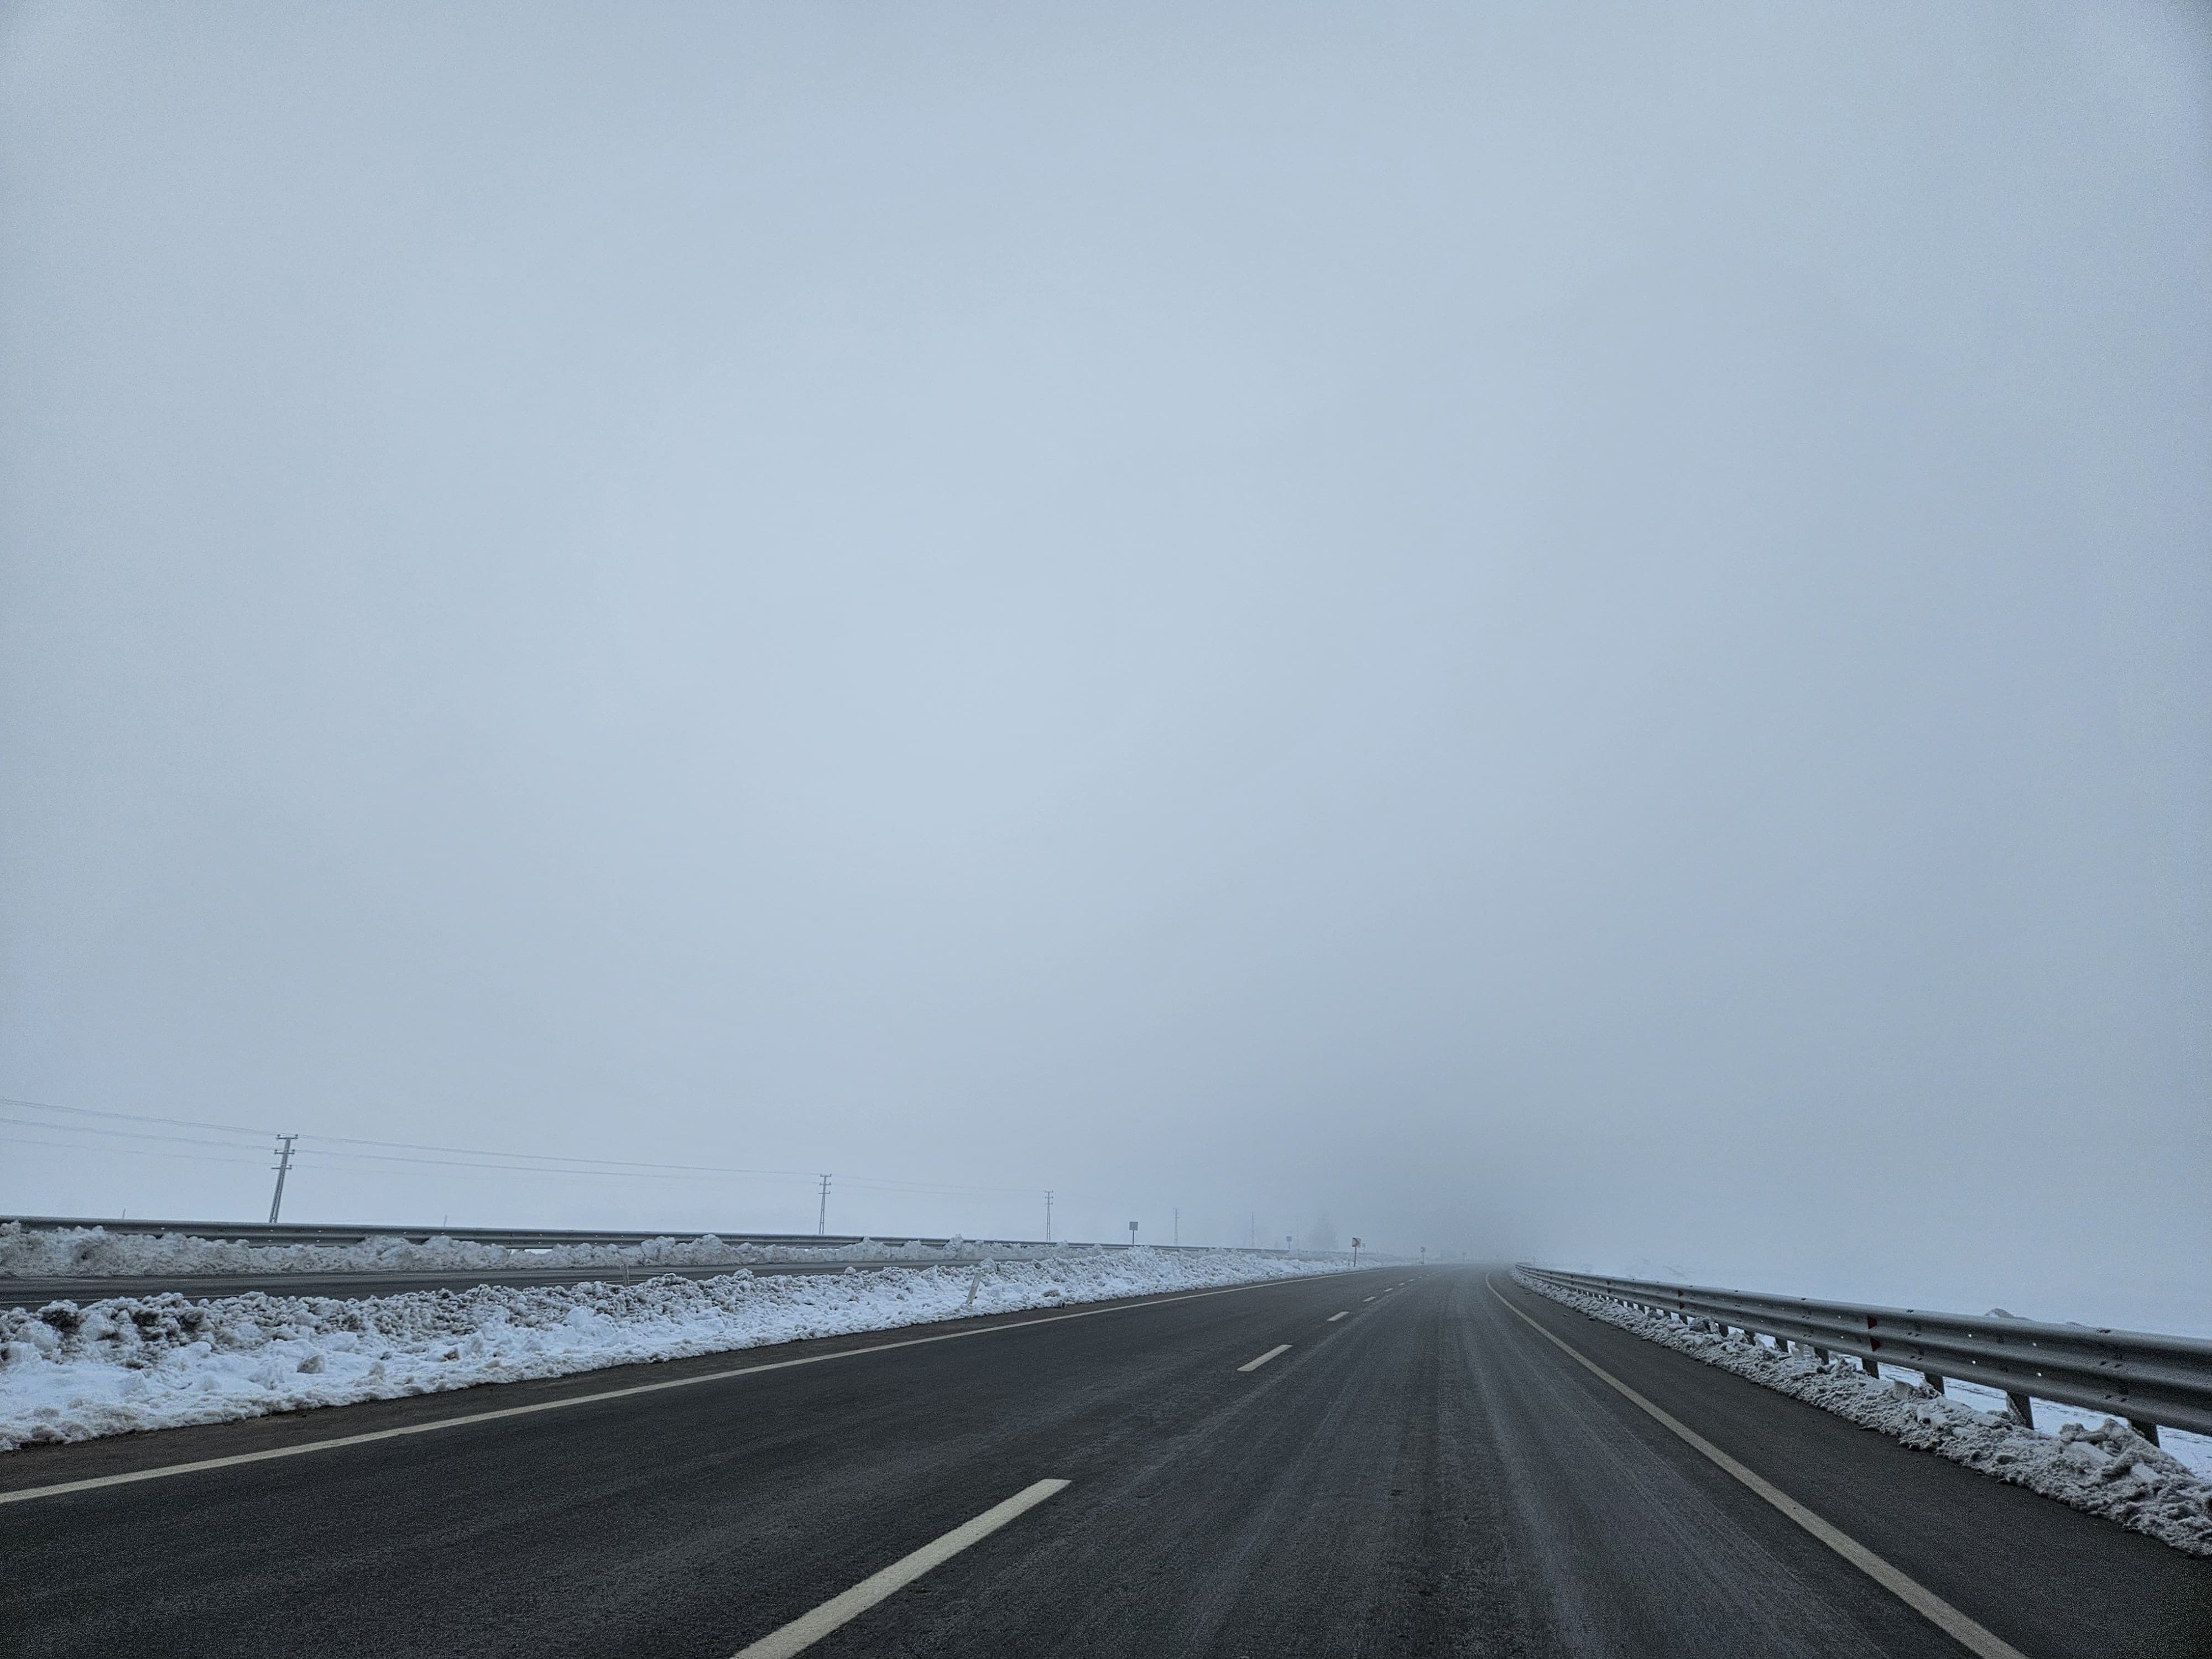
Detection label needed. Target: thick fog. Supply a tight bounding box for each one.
[3,4,2205,1329]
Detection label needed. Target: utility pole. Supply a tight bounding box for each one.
[1172,1207,1179,1246]
[1044,1190,1053,1244]
[267,1134,298,1224]
[817,1173,832,1237]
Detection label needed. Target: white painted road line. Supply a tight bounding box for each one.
[1362,1296,1375,1302]
[1238,1344,1291,1372]
[0,1275,1345,1507]
[732,1479,1070,1659]
[1488,1281,2028,1659]
[1326,1312,1348,1322]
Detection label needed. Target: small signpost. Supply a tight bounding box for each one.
[1128,1220,1138,1248]
[1351,1237,1361,1268]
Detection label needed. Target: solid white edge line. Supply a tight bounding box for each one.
[731,1478,1070,1659]
[1486,1279,2031,1659]
[1326,1312,1348,1322]
[0,1274,1347,1506]
[1238,1343,1291,1373]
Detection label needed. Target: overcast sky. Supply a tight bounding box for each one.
[3,2,2205,1329]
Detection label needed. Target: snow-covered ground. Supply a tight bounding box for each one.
[0,1221,1056,1278]
[1515,1269,2212,1558]
[0,1249,1344,1452]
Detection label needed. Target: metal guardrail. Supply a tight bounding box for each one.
[1517,1265,2212,1446]
[2,1216,1335,1259]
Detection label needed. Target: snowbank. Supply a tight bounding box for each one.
[0,1221,1040,1279]
[1,1249,1340,1451]
[1513,1269,2212,1558]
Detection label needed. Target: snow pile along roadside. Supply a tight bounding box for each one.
[0,1220,1051,1279]
[0,1248,1341,1451]
[1512,1268,2212,1558]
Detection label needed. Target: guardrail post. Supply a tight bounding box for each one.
[2005,1391,2033,1427]
[2130,1418,2162,1446]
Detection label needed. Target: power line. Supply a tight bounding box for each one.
[825,1173,1042,1197]
[0,1096,827,1184]
[294,1129,819,1179]
[281,1159,810,1186]
[0,1133,276,1168]
[1,1093,1071,1204]
[0,1118,1172,1242]
[1,1095,276,1140]
[0,1114,273,1154]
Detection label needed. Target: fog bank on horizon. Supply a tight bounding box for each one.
[2,3,2206,1330]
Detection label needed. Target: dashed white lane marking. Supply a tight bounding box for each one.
[0,1275,1345,1507]
[732,1479,1070,1658]
[1326,1312,1348,1322]
[1486,1281,2028,1659]
[1362,1296,1375,1302]
[1238,1344,1292,1373]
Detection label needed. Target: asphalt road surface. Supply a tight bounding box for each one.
[5,1268,2207,1657]
[0,1259,963,1309]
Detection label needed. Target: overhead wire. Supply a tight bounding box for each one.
[0,1095,277,1141]
[0,1114,278,1155]
[0,1133,278,1168]
[1,1094,1067,1203]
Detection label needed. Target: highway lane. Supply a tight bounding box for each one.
[5,1267,2207,1657]
[0,1259,973,1309]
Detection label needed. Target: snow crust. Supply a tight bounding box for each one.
[1514,1269,2212,1558]
[0,1249,1342,1451]
[0,1220,1050,1278]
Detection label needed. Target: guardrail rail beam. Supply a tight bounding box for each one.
[1517,1265,2212,1448]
